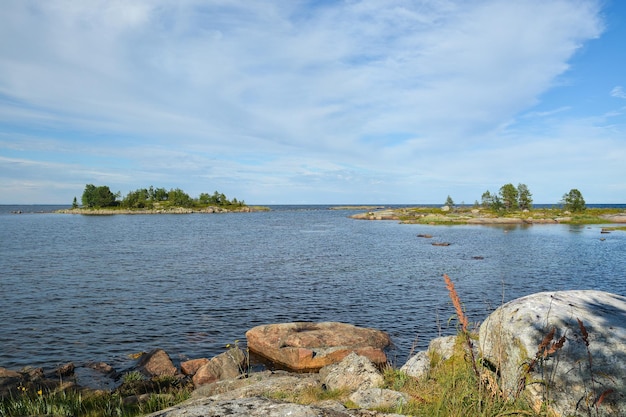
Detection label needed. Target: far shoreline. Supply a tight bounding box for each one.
[350,206,626,226]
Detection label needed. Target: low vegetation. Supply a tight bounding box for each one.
[0,376,192,417]
[391,205,625,225]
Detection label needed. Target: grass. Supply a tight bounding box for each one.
[0,376,193,417]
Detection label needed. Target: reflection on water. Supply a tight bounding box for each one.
[1,207,625,372]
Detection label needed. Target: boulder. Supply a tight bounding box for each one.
[55,362,75,377]
[192,347,246,387]
[349,388,408,410]
[319,353,383,391]
[246,322,391,372]
[479,290,626,416]
[137,349,178,378]
[401,335,457,379]
[181,358,209,376]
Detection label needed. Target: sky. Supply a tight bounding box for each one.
[1,0,625,205]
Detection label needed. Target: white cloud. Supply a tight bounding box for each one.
[611,86,626,99]
[1,0,621,204]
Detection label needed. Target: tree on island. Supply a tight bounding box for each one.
[444,195,455,207]
[517,183,533,210]
[480,183,532,212]
[81,184,119,208]
[79,184,246,209]
[499,183,519,211]
[561,189,586,212]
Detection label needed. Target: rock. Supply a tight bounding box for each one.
[181,358,209,376]
[349,388,408,410]
[192,347,246,387]
[246,322,391,372]
[0,367,20,378]
[23,366,44,380]
[431,242,451,246]
[479,290,626,416]
[137,349,178,378]
[55,362,75,377]
[319,353,383,391]
[147,396,400,417]
[191,370,320,401]
[85,361,118,378]
[400,351,429,379]
[416,234,433,238]
[401,335,457,379]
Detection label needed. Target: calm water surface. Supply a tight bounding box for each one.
[1,205,625,372]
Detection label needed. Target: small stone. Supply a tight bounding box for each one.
[181,358,209,376]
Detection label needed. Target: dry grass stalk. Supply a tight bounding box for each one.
[443,274,479,379]
[443,273,468,332]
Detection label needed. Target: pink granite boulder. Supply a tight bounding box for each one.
[245,322,390,372]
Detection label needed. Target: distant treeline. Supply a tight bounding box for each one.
[76,184,245,209]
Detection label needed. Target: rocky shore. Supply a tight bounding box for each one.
[55,206,265,215]
[350,207,626,224]
[2,291,626,416]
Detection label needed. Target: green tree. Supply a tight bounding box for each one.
[499,183,519,211]
[149,187,168,201]
[121,188,151,208]
[481,190,493,208]
[72,196,78,209]
[198,192,211,205]
[168,188,193,207]
[562,189,586,212]
[444,195,455,207]
[517,183,533,210]
[490,194,504,212]
[81,184,118,208]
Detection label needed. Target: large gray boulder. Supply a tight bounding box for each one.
[479,290,626,416]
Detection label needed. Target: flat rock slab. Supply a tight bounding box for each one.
[246,322,391,372]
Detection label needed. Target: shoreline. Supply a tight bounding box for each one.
[55,206,269,215]
[350,207,626,225]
